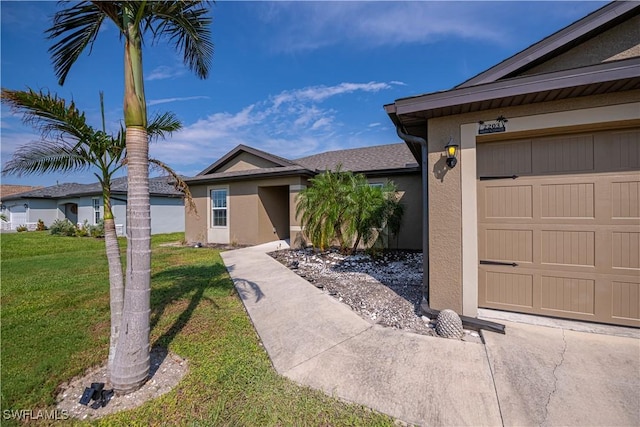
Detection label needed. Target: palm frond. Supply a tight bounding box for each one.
[1,88,94,145]
[146,1,214,79]
[2,140,92,177]
[148,158,196,214]
[147,111,182,142]
[46,1,110,85]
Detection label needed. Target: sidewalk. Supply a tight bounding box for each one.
[221,241,640,426]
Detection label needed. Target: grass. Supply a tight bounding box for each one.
[1,232,394,426]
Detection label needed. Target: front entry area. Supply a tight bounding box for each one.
[258,185,290,243]
[477,128,639,327]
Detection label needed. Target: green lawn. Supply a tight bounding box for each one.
[1,232,393,426]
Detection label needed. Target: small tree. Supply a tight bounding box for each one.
[295,168,353,251]
[296,169,404,253]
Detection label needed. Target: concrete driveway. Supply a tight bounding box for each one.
[222,241,640,426]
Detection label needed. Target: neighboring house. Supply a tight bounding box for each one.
[385,1,639,327]
[184,143,423,249]
[0,185,42,199]
[0,176,185,235]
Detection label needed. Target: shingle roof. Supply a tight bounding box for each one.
[0,185,43,198]
[1,176,183,201]
[186,143,420,184]
[294,143,417,172]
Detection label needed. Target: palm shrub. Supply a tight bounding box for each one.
[296,169,404,253]
[50,219,77,236]
[296,168,353,251]
[347,179,404,253]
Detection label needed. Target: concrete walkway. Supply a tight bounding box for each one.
[221,241,640,427]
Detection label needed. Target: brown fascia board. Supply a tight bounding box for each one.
[457,1,640,88]
[197,144,294,176]
[392,57,640,118]
[185,168,315,184]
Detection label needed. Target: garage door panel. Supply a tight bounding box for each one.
[611,281,640,321]
[484,229,533,263]
[532,134,594,174]
[484,185,533,218]
[478,128,640,327]
[477,139,532,177]
[483,270,534,308]
[611,231,640,270]
[540,275,595,315]
[540,230,595,267]
[540,182,595,218]
[595,129,640,172]
[611,180,640,219]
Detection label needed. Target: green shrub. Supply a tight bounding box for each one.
[16,224,28,232]
[49,219,76,236]
[36,219,47,231]
[86,219,104,238]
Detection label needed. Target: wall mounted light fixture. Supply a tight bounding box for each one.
[444,138,459,168]
[23,203,29,209]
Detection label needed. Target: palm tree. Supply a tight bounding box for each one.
[296,169,404,253]
[296,168,353,251]
[46,1,213,393]
[1,87,191,382]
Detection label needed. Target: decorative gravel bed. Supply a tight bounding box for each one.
[269,248,482,343]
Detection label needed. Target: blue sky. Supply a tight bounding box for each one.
[1,1,607,187]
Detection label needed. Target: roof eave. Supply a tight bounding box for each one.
[197,144,294,176]
[185,168,315,184]
[393,58,640,121]
[457,1,640,88]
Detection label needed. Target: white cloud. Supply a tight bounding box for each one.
[146,65,186,81]
[257,2,509,53]
[147,96,210,106]
[150,81,398,172]
[255,2,607,54]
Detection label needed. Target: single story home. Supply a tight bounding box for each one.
[184,2,637,328]
[184,143,423,250]
[385,1,639,327]
[1,176,185,235]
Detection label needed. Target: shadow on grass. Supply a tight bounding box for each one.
[150,263,231,350]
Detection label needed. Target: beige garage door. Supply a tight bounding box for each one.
[478,128,639,327]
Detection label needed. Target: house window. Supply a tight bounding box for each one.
[211,189,227,227]
[93,198,100,224]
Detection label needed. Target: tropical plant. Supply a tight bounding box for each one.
[1,87,190,385]
[296,170,404,253]
[36,219,47,231]
[46,0,213,393]
[295,168,353,251]
[49,218,77,236]
[346,180,404,253]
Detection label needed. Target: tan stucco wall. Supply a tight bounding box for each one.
[185,176,306,246]
[368,174,422,250]
[522,15,640,76]
[185,184,209,244]
[185,173,423,249]
[217,152,282,173]
[426,90,640,314]
[258,185,290,243]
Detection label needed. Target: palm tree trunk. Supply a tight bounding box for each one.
[103,193,124,380]
[111,9,151,394]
